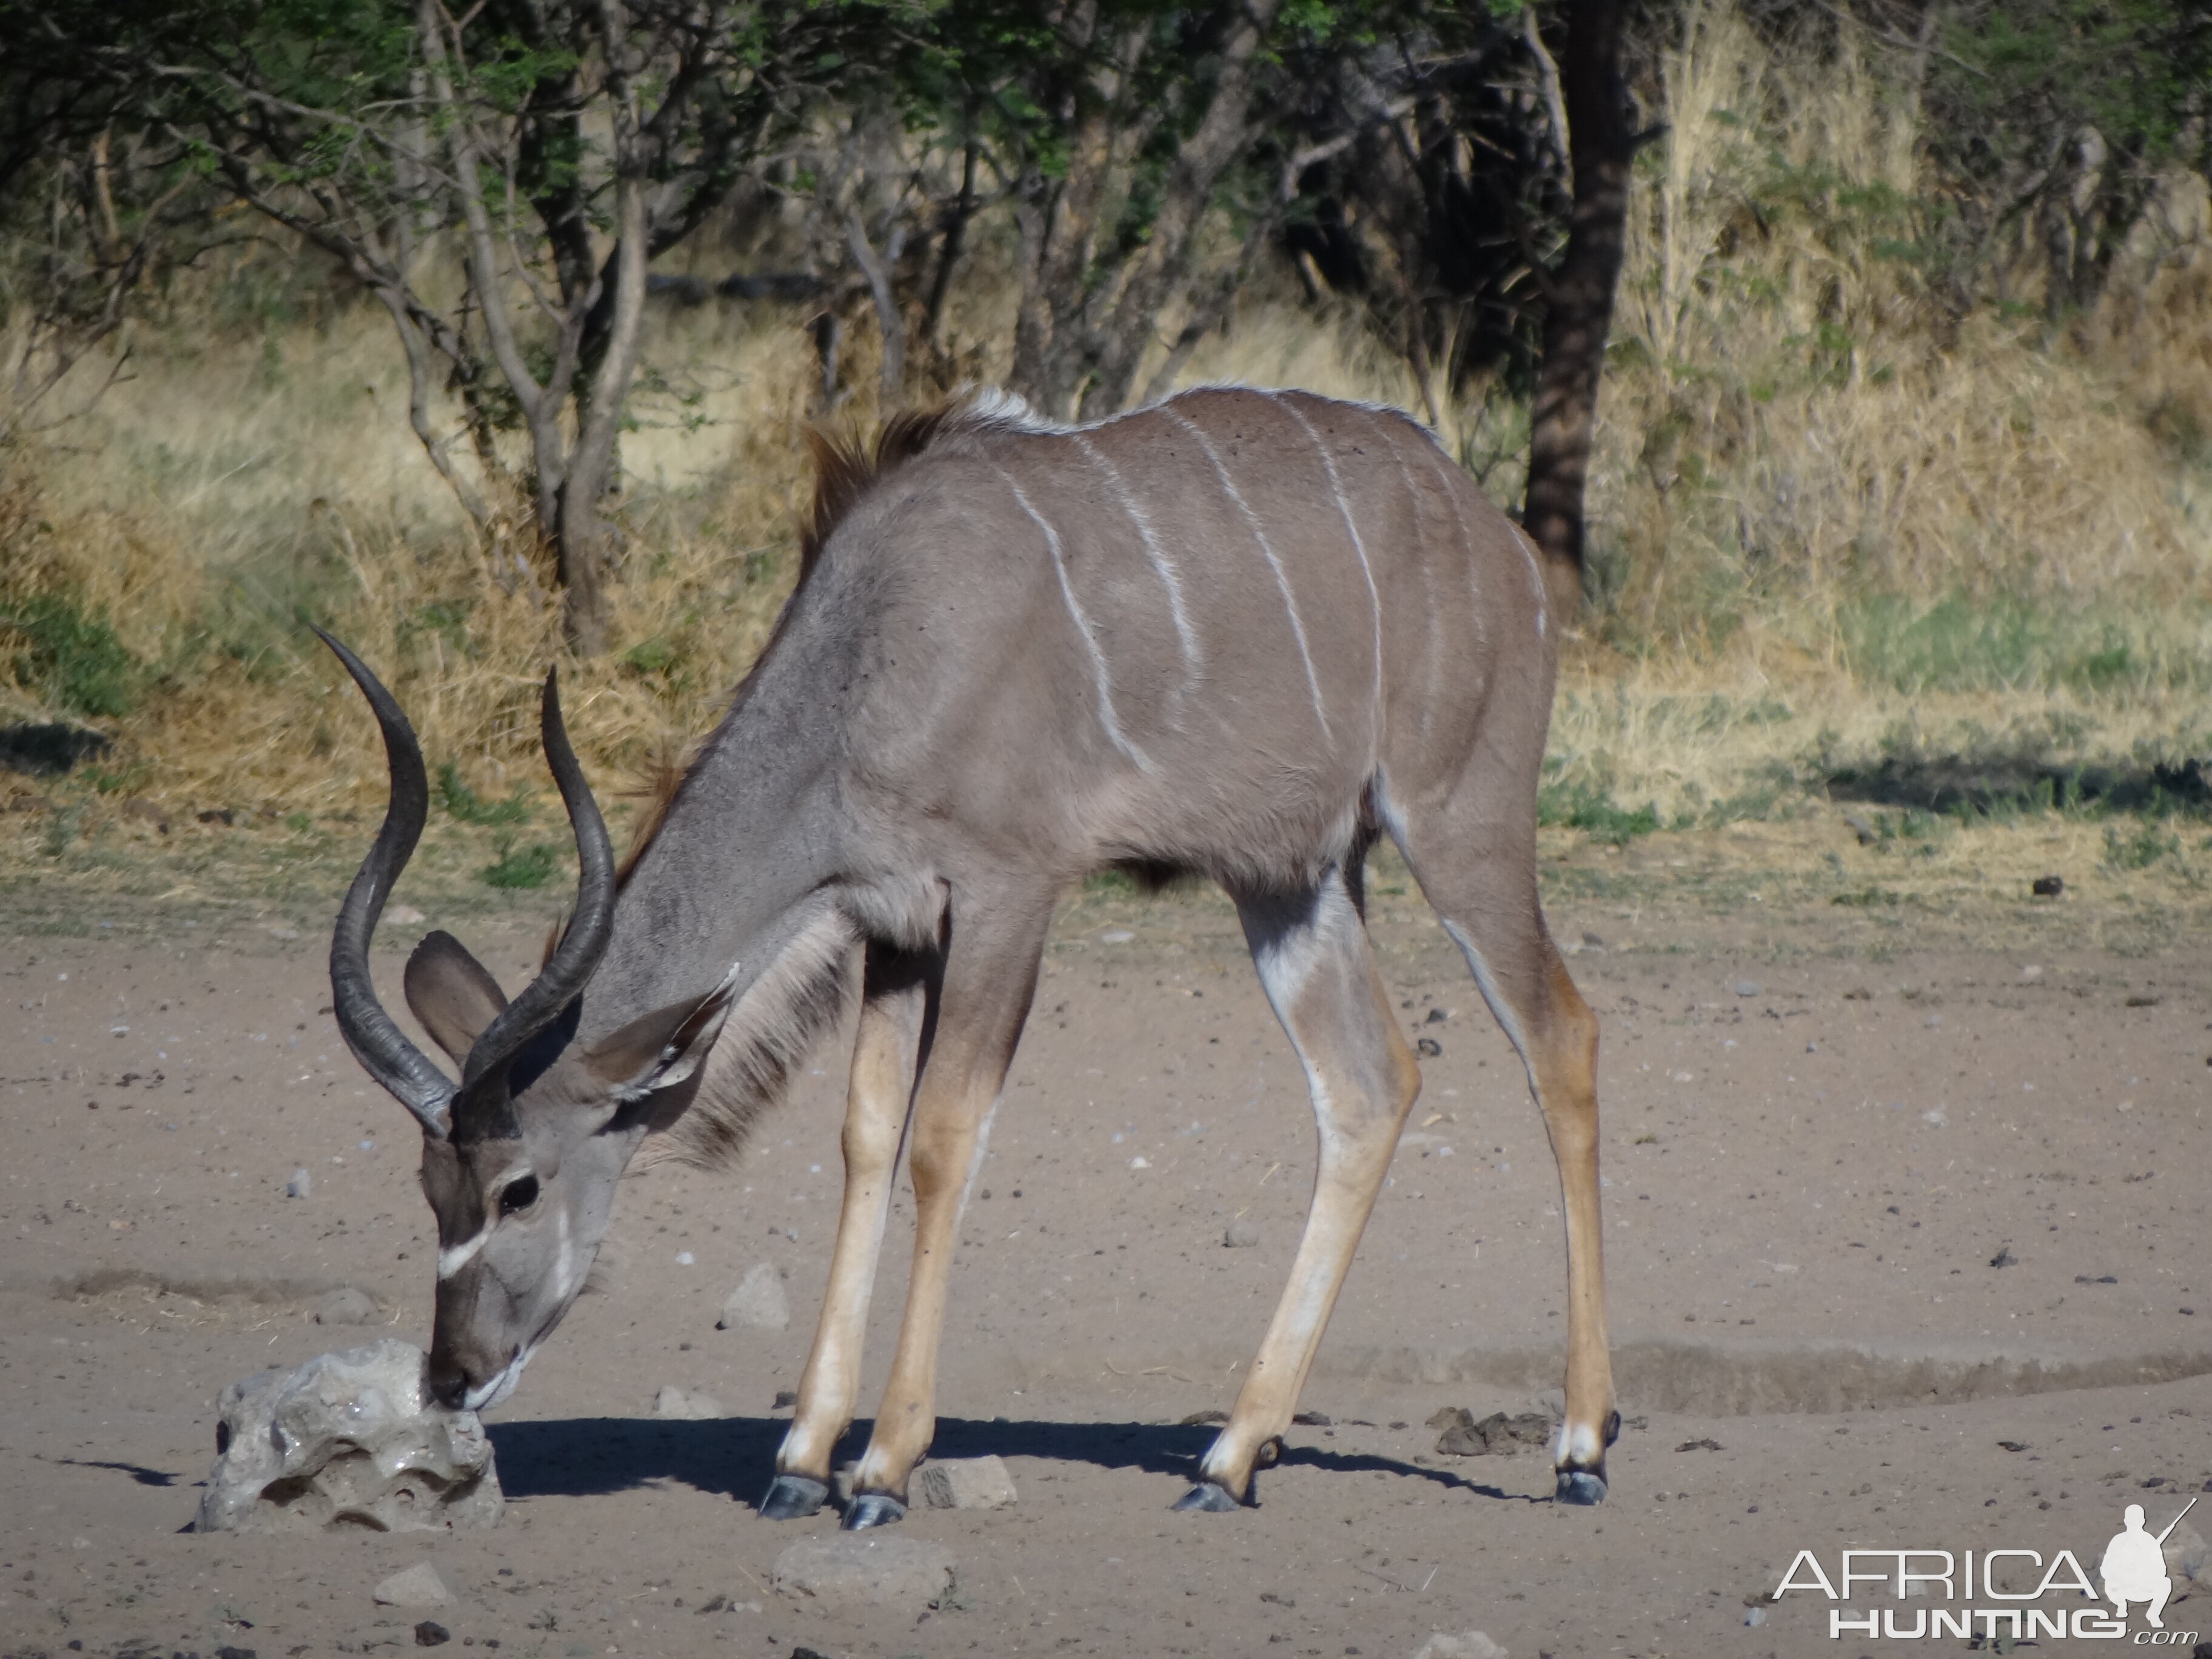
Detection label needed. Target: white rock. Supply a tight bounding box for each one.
[653,1384,726,1420]
[285,1168,311,1198]
[717,1262,790,1331]
[1410,1632,1507,1659]
[916,1455,1017,1510]
[1222,1222,1259,1248]
[372,1560,460,1607]
[315,1286,378,1326]
[194,1337,501,1534]
[387,905,427,925]
[773,1534,954,1606]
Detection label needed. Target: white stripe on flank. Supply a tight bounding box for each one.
[1508,523,1550,638]
[1162,407,1331,739]
[1402,427,1491,659]
[990,461,1155,774]
[1270,392,1385,739]
[1074,434,1202,692]
[1356,408,1448,734]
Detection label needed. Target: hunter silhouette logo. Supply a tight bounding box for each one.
[1773,1492,2203,1642]
[2102,1497,2196,1631]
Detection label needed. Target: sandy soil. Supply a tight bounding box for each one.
[3,889,2210,1659]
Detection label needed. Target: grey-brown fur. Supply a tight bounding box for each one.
[326,383,1615,1524]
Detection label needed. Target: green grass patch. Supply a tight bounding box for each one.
[2,594,143,718]
[1538,771,1661,845]
[2103,819,2180,872]
[438,760,532,826]
[1837,592,2209,695]
[478,836,558,890]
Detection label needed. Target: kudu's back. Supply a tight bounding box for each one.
[803,386,1557,895]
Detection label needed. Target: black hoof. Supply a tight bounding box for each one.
[1555,1467,1609,1506]
[1171,1480,1245,1513]
[842,1492,907,1530]
[759,1473,829,1520]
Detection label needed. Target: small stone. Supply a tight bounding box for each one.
[2031,874,2064,897]
[372,1561,460,1607]
[1223,1222,1259,1248]
[1580,931,1606,950]
[1732,980,1762,997]
[286,1168,312,1199]
[915,1455,1017,1510]
[316,1287,379,1326]
[2019,964,2043,981]
[771,1533,954,1607]
[1410,1631,1507,1659]
[1415,1037,1443,1057]
[1424,1005,1450,1023]
[1129,1155,1150,1168]
[1743,1606,1767,1626]
[1989,1246,2017,1269]
[387,905,427,925]
[1436,1410,1552,1457]
[414,1620,451,1646]
[653,1384,726,1420]
[1099,929,1133,943]
[717,1262,790,1332]
[1921,1108,1948,1128]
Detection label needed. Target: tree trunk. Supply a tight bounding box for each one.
[1521,0,1632,614]
[553,87,651,659]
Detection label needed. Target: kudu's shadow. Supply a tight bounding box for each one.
[486,1415,1529,1506]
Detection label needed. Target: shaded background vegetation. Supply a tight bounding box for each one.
[3,0,2211,905]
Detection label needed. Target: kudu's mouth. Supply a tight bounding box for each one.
[317,626,616,1143]
[430,1345,536,1413]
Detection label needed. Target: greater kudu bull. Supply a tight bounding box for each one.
[323,384,1617,1526]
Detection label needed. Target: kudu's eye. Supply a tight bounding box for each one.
[500,1175,540,1216]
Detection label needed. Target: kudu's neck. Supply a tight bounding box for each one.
[578,614,859,1044]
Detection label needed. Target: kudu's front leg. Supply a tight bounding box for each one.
[762,945,936,1520]
[1180,872,1423,1510]
[842,897,1048,1529]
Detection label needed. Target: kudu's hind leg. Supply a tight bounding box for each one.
[843,892,1050,1529]
[1393,808,1617,1503]
[762,944,936,1520]
[1178,868,1422,1510]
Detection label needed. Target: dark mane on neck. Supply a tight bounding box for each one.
[613,403,967,894]
[799,402,961,583]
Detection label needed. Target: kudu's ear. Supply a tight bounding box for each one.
[583,971,740,1130]
[403,931,510,1068]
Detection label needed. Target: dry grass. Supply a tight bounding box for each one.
[4,0,2211,941]
[1595,1,2211,634]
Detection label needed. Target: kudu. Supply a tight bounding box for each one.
[323,384,1618,1526]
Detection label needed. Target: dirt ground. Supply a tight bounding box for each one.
[3,873,2210,1659]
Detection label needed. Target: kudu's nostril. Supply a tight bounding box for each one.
[426,1356,469,1410]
